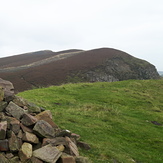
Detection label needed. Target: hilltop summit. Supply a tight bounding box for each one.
[0,48,160,92]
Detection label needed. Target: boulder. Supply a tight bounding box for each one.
[33,120,55,138]
[30,157,44,163]
[0,87,4,101]
[66,136,79,156]
[0,121,7,139]
[5,152,14,159]
[9,117,20,134]
[8,131,19,151]
[0,78,14,96]
[0,153,9,163]
[35,110,53,119]
[22,132,39,144]
[13,96,28,107]
[77,141,91,150]
[33,144,62,163]
[71,133,81,140]
[0,139,9,151]
[42,137,80,156]
[5,101,26,120]
[42,137,68,147]
[17,130,23,139]
[27,102,41,113]
[0,101,7,112]
[58,154,76,163]
[56,144,65,152]
[35,110,58,128]
[0,112,6,121]
[56,130,71,137]
[9,156,21,163]
[21,113,38,126]
[20,123,33,133]
[19,142,32,162]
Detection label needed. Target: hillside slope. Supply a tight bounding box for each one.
[0,48,160,92]
[18,80,163,163]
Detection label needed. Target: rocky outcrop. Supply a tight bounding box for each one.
[68,53,160,82]
[0,79,91,163]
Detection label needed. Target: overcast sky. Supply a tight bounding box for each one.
[0,0,163,70]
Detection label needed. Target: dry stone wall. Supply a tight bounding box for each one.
[0,79,91,163]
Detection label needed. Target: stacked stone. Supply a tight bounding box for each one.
[0,79,91,163]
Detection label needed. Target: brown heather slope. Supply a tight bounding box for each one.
[0,48,160,92]
[0,50,56,68]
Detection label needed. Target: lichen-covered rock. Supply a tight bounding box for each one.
[0,153,9,163]
[42,137,68,147]
[9,117,20,134]
[56,130,71,137]
[0,139,9,151]
[9,156,21,163]
[5,152,14,159]
[0,112,6,121]
[19,142,32,162]
[56,144,65,152]
[35,110,58,128]
[8,131,19,151]
[0,78,14,95]
[5,101,26,120]
[0,121,7,139]
[30,157,44,163]
[0,101,7,112]
[58,154,76,163]
[33,144,62,163]
[27,102,41,113]
[66,136,79,156]
[33,120,55,138]
[20,123,33,133]
[0,87,4,101]
[21,113,38,126]
[22,132,39,144]
[35,110,52,120]
[13,96,28,107]
[77,141,91,150]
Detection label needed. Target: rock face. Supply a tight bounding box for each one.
[69,52,160,83]
[0,78,91,163]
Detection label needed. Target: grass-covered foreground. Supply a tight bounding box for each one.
[18,80,163,163]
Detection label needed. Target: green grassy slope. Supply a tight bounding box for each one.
[18,80,163,163]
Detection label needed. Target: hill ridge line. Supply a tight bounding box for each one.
[0,50,84,72]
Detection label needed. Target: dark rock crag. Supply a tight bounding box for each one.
[67,48,160,83]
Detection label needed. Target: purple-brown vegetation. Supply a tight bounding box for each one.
[0,48,160,92]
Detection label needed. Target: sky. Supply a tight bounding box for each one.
[0,0,163,70]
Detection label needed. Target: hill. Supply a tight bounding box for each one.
[18,79,163,163]
[0,48,160,92]
[158,71,163,77]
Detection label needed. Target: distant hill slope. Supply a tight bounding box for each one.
[0,48,160,92]
[158,71,163,76]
